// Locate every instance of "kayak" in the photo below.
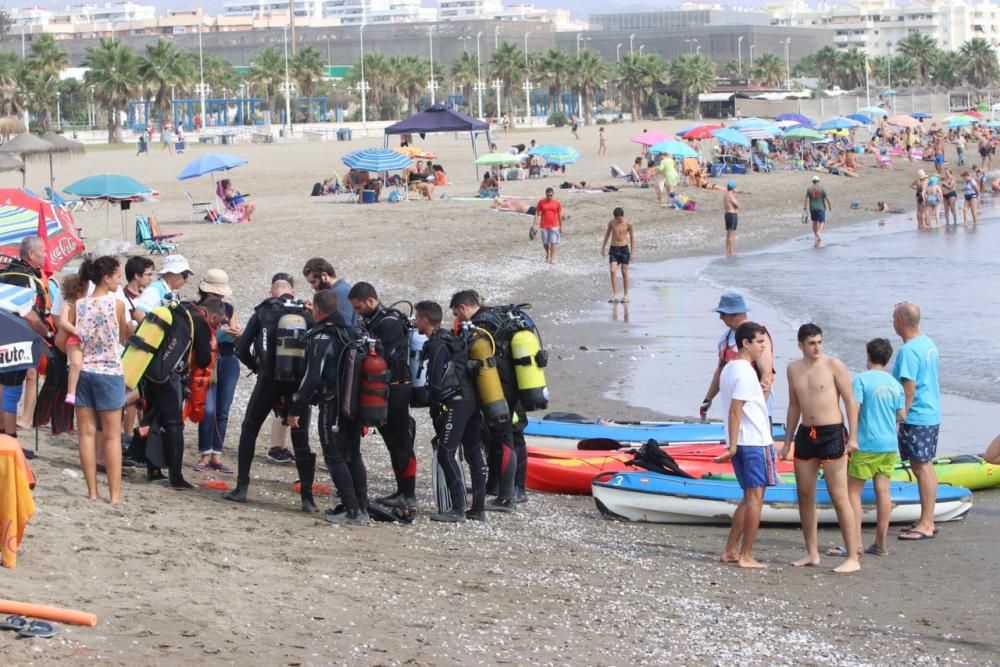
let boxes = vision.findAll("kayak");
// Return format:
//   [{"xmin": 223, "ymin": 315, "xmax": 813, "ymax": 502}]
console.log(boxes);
[
  {"xmin": 526, "ymin": 443, "xmax": 794, "ymax": 495},
  {"xmin": 525, "ymin": 416, "xmax": 786, "ymax": 447},
  {"xmin": 592, "ymin": 471, "xmax": 973, "ymax": 525},
  {"xmin": 703, "ymin": 455, "xmax": 1000, "ymax": 492}
]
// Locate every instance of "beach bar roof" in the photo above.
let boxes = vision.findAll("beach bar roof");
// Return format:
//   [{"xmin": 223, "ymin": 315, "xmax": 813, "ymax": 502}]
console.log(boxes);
[{"xmin": 383, "ymin": 105, "xmax": 492, "ymax": 176}]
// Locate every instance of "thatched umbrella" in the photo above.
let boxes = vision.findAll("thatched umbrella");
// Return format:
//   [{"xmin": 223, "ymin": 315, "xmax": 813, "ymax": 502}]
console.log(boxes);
[
  {"xmin": 0, "ymin": 154, "xmax": 24, "ymax": 174},
  {"xmin": 41, "ymin": 131, "xmax": 85, "ymax": 190},
  {"xmin": 0, "ymin": 116, "xmax": 27, "ymax": 141},
  {"xmin": 0, "ymin": 132, "xmax": 57, "ymax": 189}
]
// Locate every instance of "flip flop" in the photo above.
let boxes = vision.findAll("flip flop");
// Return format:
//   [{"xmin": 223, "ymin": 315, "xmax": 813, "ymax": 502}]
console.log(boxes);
[
  {"xmin": 865, "ymin": 544, "xmax": 889, "ymax": 556},
  {"xmin": 900, "ymin": 524, "xmax": 940, "ymax": 535},
  {"xmin": 898, "ymin": 530, "xmax": 935, "ymax": 541},
  {"xmin": 0, "ymin": 615, "xmax": 28, "ymax": 631},
  {"xmin": 528, "ymin": 228, "xmax": 537, "ymax": 241},
  {"xmin": 17, "ymin": 621, "xmax": 58, "ymax": 639},
  {"xmin": 825, "ymin": 546, "xmax": 849, "ymax": 557}
]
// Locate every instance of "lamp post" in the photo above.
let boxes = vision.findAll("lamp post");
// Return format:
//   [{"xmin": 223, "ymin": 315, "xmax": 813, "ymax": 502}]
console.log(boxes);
[
  {"xmin": 640, "ymin": 44, "xmax": 645, "ymax": 55},
  {"xmin": 476, "ymin": 31, "xmax": 484, "ymax": 118},
  {"xmin": 89, "ymin": 85, "xmax": 95, "ymax": 128},
  {"xmin": 198, "ymin": 21, "xmax": 206, "ymax": 129},
  {"xmin": 616, "ymin": 43, "xmax": 622, "ymax": 63},
  {"xmin": 887, "ymin": 43, "xmax": 893, "ymax": 89},
  {"xmin": 283, "ymin": 23, "xmax": 292, "ymax": 134},
  {"xmin": 493, "ymin": 78, "xmax": 503, "ymax": 118},
  {"xmin": 783, "ymin": 37, "xmax": 791, "ymax": 90},
  {"xmin": 576, "ymin": 33, "xmax": 590, "ymax": 123},
  {"xmin": 428, "ymin": 26, "xmax": 435, "ymax": 105},
  {"xmin": 495, "ymin": 25, "xmax": 500, "ymax": 49},
  {"xmin": 524, "ymin": 31, "xmax": 532, "ymax": 119},
  {"xmin": 458, "ymin": 35, "xmax": 470, "ymax": 53},
  {"xmin": 359, "ymin": 22, "xmax": 367, "ymax": 129},
  {"xmin": 20, "ymin": 24, "xmax": 28, "ymax": 130},
  {"xmin": 56, "ymin": 91, "xmax": 61, "ymax": 130},
  {"xmin": 629, "ymin": 33, "xmax": 635, "ymax": 55},
  {"xmin": 696, "ymin": 44, "xmax": 701, "ymax": 55},
  {"xmin": 737, "ymin": 35, "xmax": 743, "ymax": 76},
  {"xmin": 749, "ymin": 43, "xmax": 755, "ymax": 85}
]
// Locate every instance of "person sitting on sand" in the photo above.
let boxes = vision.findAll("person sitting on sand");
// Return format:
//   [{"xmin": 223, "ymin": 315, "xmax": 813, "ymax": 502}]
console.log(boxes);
[
  {"xmin": 432, "ymin": 165, "xmax": 448, "ymax": 186},
  {"xmin": 478, "ymin": 173, "xmax": 499, "ymax": 199}
]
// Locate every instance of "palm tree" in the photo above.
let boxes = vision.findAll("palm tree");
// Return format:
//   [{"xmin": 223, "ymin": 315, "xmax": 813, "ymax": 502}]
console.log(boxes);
[
  {"xmin": 537, "ymin": 48, "xmax": 572, "ymax": 114},
  {"xmin": 932, "ymin": 51, "xmax": 966, "ymax": 89},
  {"xmin": 449, "ymin": 51, "xmax": 478, "ymax": 114},
  {"xmin": 390, "ymin": 54, "xmax": 429, "ymax": 114},
  {"xmin": 488, "ymin": 41, "xmax": 524, "ymax": 116},
  {"xmin": 571, "ymin": 50, "xmax": 607, "ymax": 124},
  {"xmin": 890, "ymin": 55, "xmax": 919, "ymax": 87},
  {"xmin": 722, "ymin": 59, "xmax": 741, "ymax": 79},
  {"xmin": 202, "ymin": 53, "xmax": 240, "ymax": 95},
  {"xmin": 960, "ymin": 38, "xmax": 998, "ymax": 88},
  {"xmin": 83, "ymin": 38, "xmax": 141, "ymax": 142},
  {"xmin": 24, "ymin": 33, "xmax": 68, "ymax": 129},
  {"xmin": 813, "ymin": 46, "xmax": 840, "ymax": 84},
  {"xmin": 750, "ymin": 53, "xmax": 785, "ymax": 88},
  {"xmin": 27, "ymin": 34, "xmax": 68, "ymax": 77},
  {"xmin": 138, "ymin": 38, "xmax": 190, "ymax": 130},
  {"xmin": 669, "ymin": 53, "xmax": 715, "ymax": 117},
  {"xmin": 250, "ymin": 47, "xmax": 285, "ymax": 111},
  {"xmin": 293, "ymin": 45, "xmax": 326, "ymax": 121},
  {"xmin": 0, "ymin": 51, "xmax": 22, "ymax": 116},
  {"xmin": 345, "ymin": 52, "xmax": 390, "ymax": 118},
  {"xmin": 896, "ymin": 32, "xmax": 939, "ymax": 84},
  {"xmin": 616, "ymin": 53, "xmax": 665, "ymax": 120},
  {"xmin": 836, "ymin": 47, "xmax": 868, "ymax": 90}
]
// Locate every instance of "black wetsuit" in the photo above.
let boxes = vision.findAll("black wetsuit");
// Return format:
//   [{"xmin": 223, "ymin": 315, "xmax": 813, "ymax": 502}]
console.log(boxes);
[
  {"xmin": 143, "ymin": 302, "xmax": 213, "ymax": 487},
  {"xmin": 292, "ymin": 313, "xmax": 368, "ymax": 512},
  {"xmin": 232, "ymin": 295, "xmax": 315, "ymax": 499},
  {"xmin": 469, "ymin": 307, "xmax": 523, "ymax": 500},
  {"xmin": 0, "ymin": 260, "xmax": 51, "ymax": 391},
  {"xmin": 360, "ymin": 304, "xmax": 417, "ymax": 499},
  {"xmin": 424, "ymin": 329, "xmax": 487, "ymax": 513}
]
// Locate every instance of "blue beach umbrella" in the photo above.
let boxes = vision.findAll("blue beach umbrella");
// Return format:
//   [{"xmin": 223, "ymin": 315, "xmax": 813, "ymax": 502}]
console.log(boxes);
[
  {"xmin": 775, "ymin": 113, "xmax": 814, "ymax": 127},
  {"xmin": 711, "ymin": 128, "xmax": 751, "ymax": 147},
  {"xmin": 648, "ymin": 140, "xmax": 699, "ymax": 158},
  {"xmin": 880, "ymin": 88, "xmax": 897, "ymax": 97},
  {"xmin": 910, "ymin": 112, "xmax": 932, "ymax": 120},
  {"xmin": 985, "ymin": 120, "xmax": 1000, "ymax": 129},
  {"xmin": 526, "ymin": 144, "xmax": 580, "ymax": 166},
  {"xmin": 177, "ymin": 153, "xmax": 248, "ymax": 180},
  {"xmin": 818, "ymin": 116, "xmax": 862, "ymax": 131},
  {"xmin": 342, "ymin": 148, "xmax": 414, "ymax": 172},
  {"xmin": 846, "ymin": 113, "xmax": 875, "ymax": 125},
  {"xmin": 859, "ymin": 106, "xmax": 889, "ymax": 117},
  {"xmin": 677, "ymin": 122, "xmax": 706, "ymax": 135},
  {"xmin": 63, "ymin": 173, "xmax": 155, "ymax": 237},
  {"xmin": 0, "ymin": 309, "xmax": 45, "ymax": 374}
]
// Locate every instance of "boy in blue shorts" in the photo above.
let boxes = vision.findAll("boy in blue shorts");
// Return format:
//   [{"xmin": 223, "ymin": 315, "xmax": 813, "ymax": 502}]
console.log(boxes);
[
  {"xmin": 848, "ymin": 338, "xmax": 905, "ymax": 557},
  {"xmin": 713, "ymin": 322, "xmax": 775, "ymax": 569}
]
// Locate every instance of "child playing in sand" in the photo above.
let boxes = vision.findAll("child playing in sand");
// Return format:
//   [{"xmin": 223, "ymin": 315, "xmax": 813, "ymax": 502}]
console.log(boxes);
[{"xmin": 58, "ymin": 274, "xmax": 88, "ymax": 405}]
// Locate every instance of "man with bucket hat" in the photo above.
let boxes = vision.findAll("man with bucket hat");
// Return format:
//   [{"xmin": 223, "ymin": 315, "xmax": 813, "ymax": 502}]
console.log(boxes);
[
  {"xmin": 133, "ymin": 255, "xmax": 193, "ymax": 314},
  {"xmin": 701, "ymin": 292, "xmax": 774, "ymax": 423}
]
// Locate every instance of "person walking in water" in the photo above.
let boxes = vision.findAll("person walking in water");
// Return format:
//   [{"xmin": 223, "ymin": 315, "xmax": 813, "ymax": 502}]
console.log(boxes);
[
  {"xmin": 804, "ymin": 176, "xmax": 831, "ymax": 248},
  {"xmin": 724, "ymin": 180, "xmax": 740, "ymax": 257},
  {"xmin": 600, "ymin": 207, "xmax": 635, "ymax": 303}
]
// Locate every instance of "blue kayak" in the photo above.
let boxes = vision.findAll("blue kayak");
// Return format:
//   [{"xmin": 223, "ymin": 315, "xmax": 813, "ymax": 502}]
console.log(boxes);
[
  {"xmin": 592, "ymin": 471, "xmax": 973, "ymax": 525},
  {"xmin": 525, "ymin": 416, "xmax": 786, "ymax": 445}
]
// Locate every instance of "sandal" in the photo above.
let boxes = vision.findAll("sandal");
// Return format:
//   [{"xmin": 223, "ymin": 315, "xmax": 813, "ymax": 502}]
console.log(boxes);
[
  {"xmin": 17, "ymin": 621, "xmax": 58, "ymax": 639},
  {"xmin": 0, "ymin": 615, "xmax": 28, "ymax": 631}
]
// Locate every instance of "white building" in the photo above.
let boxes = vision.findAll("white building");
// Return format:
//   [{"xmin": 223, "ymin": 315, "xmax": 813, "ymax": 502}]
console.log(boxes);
[
  {"xmin": 57, "ymin": 2, "xmax": 156, "ymax": 24},
  {"xmin": 769, "ymin": 0, "xmax": 1000, "ymax": 55},
  {"xmin": 221, "ymin": 0, "xmax": 324, "ymax": 18},
  {"xmin": 9, "ymin": 7, "xmax": 55, "ymax": 27},
  {"xmin": 222, "ymin": 0, "xmax": 427, "ymax": 23},
  {"xmin": 437, "ymin": 0, "xmax": 504, "ymax": 21}
]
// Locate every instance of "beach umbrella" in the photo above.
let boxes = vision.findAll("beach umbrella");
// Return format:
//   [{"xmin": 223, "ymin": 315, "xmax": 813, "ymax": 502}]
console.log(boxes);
[
  {"xmin": 0, "ymin": 154, "xmax": 24, "ymax": 174},
  {"xmin": 775, "ymin": 112, "xmax": 814, "ymax": 127},
  {"xmin": 730, "ymin": 117, "xmax": 770, "ymax": 128},
  {"xmin": 880, "ymin": 89, "xmax": 897, "ymax": 97},
  {"xmin": 474, "ymin": 152, "xmax": 524, "ymax": 166},
  {"xmin": 0, "ymin": 188, "xmax": 84, "ymax": 271},
  {"xmin": 396, "ymin": 146, "xmax": 437, "ymax": 160},
  {"xmin": 630, "ymin": 130, "xmax": 673, "ymax": 147},
  {"xmin": 711, "ymin": 128, "xmax": 751, "ymax": 147},
  {"xmin": 887, "ymin": 114, "xmax": 921, "ymax": 128},
  {"xmin": 910, "ymin": 113, "xmax": 932, "ymax": 120},
  {"xmin": 682, "ymin": 124, "xmax": 722, "ymax": 140},
  {"xmin": 965, "ymin": 110, "xmax": 985, "ymax": 119},
  {"xmin": 0, "ymin": 133, "xmax": 56, "ymax": 188},
  {"xmin": 63, "ymin": 173, "xmax": 156, "ymax": 238},
  {"xmin": 0, "ymin": 283, "xmax": 37, "ymax": 317},
  {"xmin": 648, "ymin": 140, "xmax": 699, "ymax": 158},
  {"xmin": 735, "ymin": 124, "xmax": 782, "ymax": 139},
  {"xmin": 774, "ymin": 120, "xmax": 803, "ymax": 129},
  {"xmin": 178, "ymin": 153, "xmax": 249, "ymax": 212},
  {"xmin": 677, "ymin": 122, "xmax": 707, "ymax": 135},
  {"xmin": 859, "ymin": 106, "xmax": 889, "ymax": 117},
  {"xmin": 948, "ymin": 117, "xmax": 978, "ymax": 129},
  {"xmin": 818, "ymin": 116, "xmax": 862, "ymax": 131},
  {"xmin": 0, "ymin": 309, "xmax": 45, "ymax": 374},
  {"xmin": 846, "ymin": 113, "xmax": 875, "ymax": 125},
  {"xmin": 342, "ymin": 148, "xmax": 414, "ymax": 172},
  {"xmin": 784, "ymin": 127, "xmax": 824, "ymax": 140},
  {"xmin": 0, "ymin": 116, "xmax": 26, "ymax": 140},
  {"xmin": 526, "ymin": 145, "xmax": 580, "ymax": 166},
  {"xmin": 985, "ymin": 120, "xmax": 1000, "ymax": 129}
]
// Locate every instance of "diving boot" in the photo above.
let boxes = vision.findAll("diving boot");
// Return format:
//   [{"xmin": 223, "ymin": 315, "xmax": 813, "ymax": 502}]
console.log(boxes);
[
  {"xmin": 465, "ymin": 508, "xmax": 488, "ymax": 522},
  {"xmin": 485, "ymin": 497, "xmax": 516, "ymax": 513},
  {"xmin": 324, "ymin": 508, "xmax": 370, "ymax": 526},
  {"xmin": 430, "ymin": 509, "xmax": 466, "ymax": 523},
  {"xmin": 167, "ymin": 437, "xmax": 193, "ymax": 489},
  {"xmin": 379, "ymin": 491, "xmax": 417, "ymax": 511},
  {"xmin": 146, "ymin": 466, "xmax": 166, "ymax": 483},
  {"xmin": 516, "ymin": 488, "xmax": 529, "ymax": 504},
  {"xmin": 223, "ymin": 483, "xmax": 248, "ymax": 503},
  {"xmin": 296, "ymin": 453, "xmax": 318, "ymax": 513}
]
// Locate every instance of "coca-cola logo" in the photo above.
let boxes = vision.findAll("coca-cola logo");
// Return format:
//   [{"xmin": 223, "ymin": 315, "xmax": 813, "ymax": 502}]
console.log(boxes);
[{"xmin": 49, "ymin": 236, "xmax": 82, "ymax": 264}]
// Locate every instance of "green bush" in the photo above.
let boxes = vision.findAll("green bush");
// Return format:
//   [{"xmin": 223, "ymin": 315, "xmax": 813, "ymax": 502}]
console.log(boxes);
[
  {"xmin": 596, "ymin": 118, "xmax": 608, "ymax": 125},
  {"xmin": 547, "ymin": 112, "xmax": 568, "ymax": 127}
]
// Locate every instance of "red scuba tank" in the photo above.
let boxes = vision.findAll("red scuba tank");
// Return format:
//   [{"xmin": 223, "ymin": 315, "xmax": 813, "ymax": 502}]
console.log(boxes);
[{"xmin": 358, "ymin": 345, "xmax": 389, "ymax": 427}]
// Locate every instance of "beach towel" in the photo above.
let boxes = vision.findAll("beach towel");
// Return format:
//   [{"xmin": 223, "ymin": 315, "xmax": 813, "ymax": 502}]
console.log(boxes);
[{"xmin": 0, "ymin": 435, "xmax": 36, "ymax": 569}]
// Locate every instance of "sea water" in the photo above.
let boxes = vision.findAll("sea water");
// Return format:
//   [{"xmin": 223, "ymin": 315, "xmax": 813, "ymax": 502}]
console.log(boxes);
[{"xmin": 599, "ymin": 211, "xmax": 999, "ymax": 455}]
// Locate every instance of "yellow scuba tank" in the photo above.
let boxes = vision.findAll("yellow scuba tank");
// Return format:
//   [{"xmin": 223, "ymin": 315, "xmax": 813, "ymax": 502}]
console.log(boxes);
[
  {"xmin": 510, "ymin": 328, "xmax": 549, "ymax": 410},
  {"xmin": 466, "ymin": 327, "xmax": 509, "ymax": 424},
  {"xmin": 274, "ymin": 312, "xmax": 308, "ymax": 383},
  {"xmin": 121, "ymin": 306, "xmax": 173, "ymax": 390}
]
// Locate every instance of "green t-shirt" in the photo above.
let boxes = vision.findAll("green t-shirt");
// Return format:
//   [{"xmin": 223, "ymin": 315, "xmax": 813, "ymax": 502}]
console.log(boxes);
[{"xmin": 806, "ymin": 185, "xmax": 827, "ymax": 210}]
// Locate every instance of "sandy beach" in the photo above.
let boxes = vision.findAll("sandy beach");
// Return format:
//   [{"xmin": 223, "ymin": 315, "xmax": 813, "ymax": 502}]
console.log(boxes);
[{"xmin": 2, "ymin": 121, "xmax": 998, "ymax": 664}]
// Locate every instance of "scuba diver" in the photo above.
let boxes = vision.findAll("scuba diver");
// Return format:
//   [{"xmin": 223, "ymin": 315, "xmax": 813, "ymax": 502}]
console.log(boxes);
[
  {"xmin": 415, "ymin": 301, "xmax": 487, "ymax": 522},
  {"xmin": 223, "ymin": 273, "xmax": 317, "ymax": 511},
  {"xmin": 347, "ymin": 282, "xmax": 417, "ymax": 510},
  {"xmin": 289, "ymin": 289, "xmax": 370, "ymax": 526}
]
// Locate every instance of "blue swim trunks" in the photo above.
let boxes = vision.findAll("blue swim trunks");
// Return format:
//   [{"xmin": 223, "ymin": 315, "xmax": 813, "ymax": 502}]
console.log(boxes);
[
  {"xmin": 934, "ymin": 153, "xmax": 944, "ymax": 165},
  {"xmin": 732, "ymin": 445, "xmax": 778, "ymax": 489},
  {"xmin": 898, "ymin": 423, "xmax": 940, "ymax": 463}
]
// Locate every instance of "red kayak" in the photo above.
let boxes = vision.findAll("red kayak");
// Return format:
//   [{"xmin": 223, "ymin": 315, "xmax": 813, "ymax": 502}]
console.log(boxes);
[{"xmin": 526, "ymin": 443, "xmax": 793, "ymax": 495}]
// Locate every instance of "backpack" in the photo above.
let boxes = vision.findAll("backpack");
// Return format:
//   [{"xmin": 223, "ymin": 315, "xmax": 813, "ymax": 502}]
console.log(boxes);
[
  {"xmin": 628, "ymin": 440, "xmax": 695, "ymax": 479},
  {"xmin": 426, "ymin": 330, "xmax": 472, "ymax": 405},
  {"xmin": 144, "ymin": 300, "xmax": 194, "ymax": 384},
  {"xmin": 378, "ymin": 301, "xmax": 419, "ymax": 383}
]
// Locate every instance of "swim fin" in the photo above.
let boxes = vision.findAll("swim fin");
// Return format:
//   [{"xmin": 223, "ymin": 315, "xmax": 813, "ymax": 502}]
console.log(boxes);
[
  {"xmin": 431, "ymin": 437, "xmax": 451, "ymax": 513},
  {"xmin": 33, "ymin": 350, "xmax": 74, "ymax": 435}
]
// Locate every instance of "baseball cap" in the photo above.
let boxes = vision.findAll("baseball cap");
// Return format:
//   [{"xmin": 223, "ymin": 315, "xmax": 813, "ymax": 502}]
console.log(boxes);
[
  {"xmin": 159, "ymin": 254, "xmax": 191, "ymax": 276},
  {"xmin": 726, "ymin": 180, "xmax": 736, "ymax": 190},
  {"xmin": 811, "ymin": 175, "xmax": 820, "ymax": 182}
]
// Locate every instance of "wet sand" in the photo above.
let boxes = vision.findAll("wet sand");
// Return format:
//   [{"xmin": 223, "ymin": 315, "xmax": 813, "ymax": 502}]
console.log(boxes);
[{"xmin": 2, "ymin": 122, "xmax": 997, "ymax": 664}]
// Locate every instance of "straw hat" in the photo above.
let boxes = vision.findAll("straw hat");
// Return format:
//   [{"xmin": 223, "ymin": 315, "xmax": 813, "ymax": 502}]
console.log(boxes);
[{"xmin": 198, "ymin": 268, "xmax": 231, "ymax": 296}]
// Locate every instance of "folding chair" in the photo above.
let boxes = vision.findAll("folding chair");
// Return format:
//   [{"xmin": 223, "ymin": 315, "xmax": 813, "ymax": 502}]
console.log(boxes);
[
  {"xmin": 147, "ymin": 214, "xmax": 183, "ymax": 242},
  {"xmin": 45, "ymin": 187, "xmax": 88, "ymax": 213},
  {"xmin": 611, "ymin": 164, "xmax": 641, "ymax": 188},
  {"xmin": 185, "ymin": 192, "xmax": 214, "ymax": 223},
  {"xmin": 135, "ymin": 216, "xmax": 176, "ymax": 255}
]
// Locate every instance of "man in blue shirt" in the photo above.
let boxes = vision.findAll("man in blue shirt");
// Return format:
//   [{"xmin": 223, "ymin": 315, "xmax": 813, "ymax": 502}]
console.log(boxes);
[
  {"xmin": 892, "ymin": 302, "xmax": 941, "ymax": 541},
  {"xmin": 301, "ymin": 257, "xmax": 357, "ymax": 327},
  {"xmin": 849, "ymin": 338, "xmax": 905, "ymax": 556}
]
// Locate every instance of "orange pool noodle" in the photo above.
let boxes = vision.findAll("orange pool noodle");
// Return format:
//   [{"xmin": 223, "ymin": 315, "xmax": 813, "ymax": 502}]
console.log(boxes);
[{"xmin": 0, "ymin": 599, "xmax": 97, "ymax": 627}]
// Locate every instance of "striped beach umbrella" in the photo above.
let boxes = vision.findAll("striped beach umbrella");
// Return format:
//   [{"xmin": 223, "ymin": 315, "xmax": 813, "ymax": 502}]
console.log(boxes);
[
  {"xmin": 0, "ymin": 188, "xmax": 83, "ymax": 271},
  {"xmin": 342, "ymin": 148, "xmax": 414, "ymax": 172}
]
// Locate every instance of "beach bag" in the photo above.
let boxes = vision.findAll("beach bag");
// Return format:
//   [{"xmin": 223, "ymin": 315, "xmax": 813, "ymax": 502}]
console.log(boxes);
[
  {"xmin": 683, "ymin": 200, "xmax": 697, "ymax": 212},
  {"xmin": 387, "ymin": 190, "xmax": 403, "ymax": 203},
  {"xmin": 205, "ymin": 210, "xmax": 220, "ymax": 223},
  {"xmin": 310, "ymin": 182, "xmax": 323, "ymax": 196}
]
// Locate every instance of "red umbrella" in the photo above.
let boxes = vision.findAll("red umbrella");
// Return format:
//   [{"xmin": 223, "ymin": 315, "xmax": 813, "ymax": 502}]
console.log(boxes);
[
  {"xmin": 682, "ymin": 125, "xmax": 723, "ymax": 140},
  {"xmin": 0, "ymin": 188, "xmax": 83, "ymax": 271},
  {"xmin": 965, "ymin": 110, "xmax": 984, "ymax": 118}
]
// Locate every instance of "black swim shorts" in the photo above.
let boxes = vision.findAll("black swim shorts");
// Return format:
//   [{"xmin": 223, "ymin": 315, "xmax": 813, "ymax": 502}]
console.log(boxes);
[
  {"xmin": 809, "ymin": 209, "xmax": 826, "ymax": 223},
  {"xmin": 724, "ymin": 212, "xmax": 739, "ymax": 231},
  {"xmin": 794, "ymin": 424, "xmax": 847, "ymax": 460},
  {"xmin": 608, "ymin": 245, "xmax": 631, "ymax": 265}
]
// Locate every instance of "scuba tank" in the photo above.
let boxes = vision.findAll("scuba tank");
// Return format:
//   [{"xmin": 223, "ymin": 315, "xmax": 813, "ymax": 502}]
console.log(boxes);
[
  {"xmin": 275, "ymin": 310, "xmax": 308, "ymax": 382},
  {"xmin": 121, "ymin": 305, "xmax": 173, "ymax": 390},
  {"xmin": 510, "ymin": 328, "xmax": 549, "ymax": 411},
  {"xmin": 408, "ymin": 328, "xmax": 429, "ymax": 407},
  {"xmin": 358, "ymin": 340, "xmax": 390, "ymax": 427},
  {"xmin": 464, "ymin": 324, "xmax": 509, "ymax": 424}
]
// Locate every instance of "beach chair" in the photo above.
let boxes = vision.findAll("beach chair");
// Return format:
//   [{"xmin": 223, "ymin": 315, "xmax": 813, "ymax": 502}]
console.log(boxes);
[
  {"xmin": 185, "ymin": 192, "xmax": 214, "ymax": 223},
  {"xmin": 751, "ymin": 154, "xmax": 774, "ymax": 173},
  {"xmin": 44, "ymin": 187, "xmax": 87, "ymax": 213},
  {"xmin": 147, "ymin": 214, "xmax": 183, "ymax": 242},
  {"xmin": 135, "ymin": 216, "xmax": 176, "ymax": 255}
]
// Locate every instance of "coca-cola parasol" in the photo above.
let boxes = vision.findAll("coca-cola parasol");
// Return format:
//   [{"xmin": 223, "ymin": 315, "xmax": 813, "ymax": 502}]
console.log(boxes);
[{"xmin": 0, "ymin": 188, "xmax": 84, "ymax": 271}]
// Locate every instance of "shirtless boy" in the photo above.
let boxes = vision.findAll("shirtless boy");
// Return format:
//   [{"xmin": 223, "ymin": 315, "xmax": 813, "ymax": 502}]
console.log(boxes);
[
  {"xmin": 723, "ymin": 180, "xmax": 740, "ymax": 257},
  {"xmin": 780, "ymin": 323, "xmax": 861, "ymax": 574},
  {"xmin": 600, "ymin": 207, "xmax": 635, "ymax": 303}
]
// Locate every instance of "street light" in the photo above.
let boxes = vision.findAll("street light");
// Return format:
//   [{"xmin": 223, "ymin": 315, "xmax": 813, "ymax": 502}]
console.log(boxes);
[
  {"xmin": 524, "ymin": 31, "xmax": 532, "ymax": 119},
  {"xmin": 629, "ymin": 33, "xmax": 635, "ymax": 55},
  {"xmin": 695, "ymin": 44, "xmax": 701, "ymax": 55},
  {"xmin": 458, "ymin": 35, "xmax": 471, "ymax": 53},
  {"xmin": 783, "ymin": 37, "xmax": 791, "ymax": 90},
  {"xmin": 616, "ymin": 43, "xmax": 622, "ymax": 63},
  {"xmin": 495, "ymin": 25, "xmax": 501, "ymax": 49},
  {"xmin": 749, "ymin": 43, "xmax": 756, "ymax": 85},
  {"xmin": 359, "ymin": 22, "xmax": 368, "ymax": 128},
  {"xmin": 887, "ymin": 42, "xmax": 893, "ymax": 88},
  {"xmin": 576, "ymin": 33, "xmax": 590, "ymax": 123},
  {"xmin": 283, "ymin": 23, "xmax": 292, "ymax": 134},
  {"xmin": 640, "ymin": 44, "xmax": 645, "ymax": 55},
  {"xmin": 476, "ymin": 31, "xmax": 484, "ymax": 118},
  {"xmin": 737, "ymin": 35, "xmax": 744, "ymax": 77},
  {"xmin": 493, "ymin": 78, "xmax": 503, "ymax": 118},
  {"xmin": 56, "ymin": 91, "xmax": 61, "ymax": 131},
  {"xmin": 428, "ymin": 26, "xmax": 435, "ymax": 105},
  {"xmin": 198, "ymin": 20, "xmax": 206, "ymax": 129}
]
